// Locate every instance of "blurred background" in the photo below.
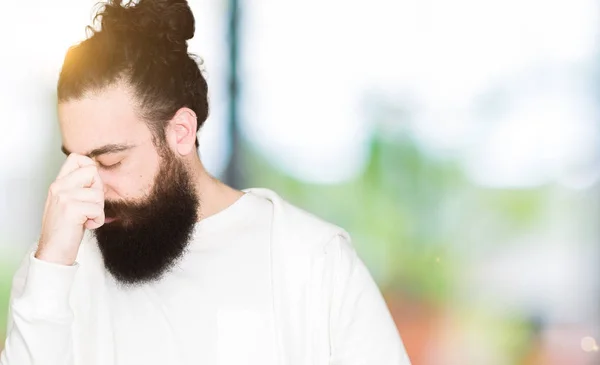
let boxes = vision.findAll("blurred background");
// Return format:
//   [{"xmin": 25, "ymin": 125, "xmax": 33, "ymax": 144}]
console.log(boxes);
[{"xmin": 1, "ymin": 0, "xmax": 600, "ymax": 364}]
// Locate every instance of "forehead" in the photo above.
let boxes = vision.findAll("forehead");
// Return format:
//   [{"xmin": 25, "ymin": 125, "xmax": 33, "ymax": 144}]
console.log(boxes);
[{"xmin": 58, "ymin": 84, "xmax": 149, "ymax": 155}]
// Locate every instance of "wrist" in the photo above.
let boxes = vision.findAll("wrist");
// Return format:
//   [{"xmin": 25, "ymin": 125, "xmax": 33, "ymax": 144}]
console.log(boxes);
[{"xmin": 35, "ymin": 245, "xmax": 77, "ymax": 266}]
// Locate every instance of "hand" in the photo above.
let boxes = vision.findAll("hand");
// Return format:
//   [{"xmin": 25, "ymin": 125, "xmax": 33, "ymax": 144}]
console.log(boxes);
[{"xmin": 35, "ymin": 153, "xmax": 105, "ymax": 265}]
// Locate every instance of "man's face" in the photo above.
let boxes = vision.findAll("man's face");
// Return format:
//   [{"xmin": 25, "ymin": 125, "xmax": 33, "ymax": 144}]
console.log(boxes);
[
  {"xmin": 58, "ymin": 84, "xmax": 161, "ymax": 204},
  {"xmin": 58, "ymin": 83, "xmax": 200, "ymax": 285}
]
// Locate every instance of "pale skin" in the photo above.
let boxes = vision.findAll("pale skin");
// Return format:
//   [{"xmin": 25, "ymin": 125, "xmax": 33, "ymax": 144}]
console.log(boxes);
[{"xmin": 36, "ymin": 81, "xmax": 244, "ymax": 266}]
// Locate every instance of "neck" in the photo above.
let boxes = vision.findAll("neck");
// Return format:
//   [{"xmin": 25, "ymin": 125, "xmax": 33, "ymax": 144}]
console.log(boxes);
[{"xmin": 187, "ymin": 154, "xmax": 245, "ymax": 222}]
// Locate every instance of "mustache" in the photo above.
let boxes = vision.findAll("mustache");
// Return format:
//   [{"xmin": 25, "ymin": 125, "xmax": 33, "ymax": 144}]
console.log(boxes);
[{"xmin": 104, "ymin": 199, "xmax": 148, "ymax": 220}]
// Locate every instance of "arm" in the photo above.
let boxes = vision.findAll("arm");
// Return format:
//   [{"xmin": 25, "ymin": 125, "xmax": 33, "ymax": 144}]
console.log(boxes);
[
  {"xmin": 0, "ymin": 248, "xmax": 78, "ymax": 365},
  {"xmin": 2, "ymin": 153, "xmax": 104, "ymax": 365},
  {"xmin": 328, "ymin": 234, "xmax": 411, "ymax": 365}
]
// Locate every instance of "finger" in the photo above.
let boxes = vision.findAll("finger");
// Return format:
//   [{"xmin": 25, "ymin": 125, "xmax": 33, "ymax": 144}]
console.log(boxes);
[
  {"xmin": 65, "ymin": 188, "xmax": 105, "ymax": 206},
  {"xmin": 67, "ymin": 201, "xmax": 105, "ymax": 226},
  {"xmin": 85, "ymin": 218, "xmax": 103, "ymax": 230},
  {"xmin": 56, "ymin": 165, "xmax": 104, "ymax": 191},
  {"xmin": 57, "ymin": 153, "xmax": 96, "ymax": 179}
]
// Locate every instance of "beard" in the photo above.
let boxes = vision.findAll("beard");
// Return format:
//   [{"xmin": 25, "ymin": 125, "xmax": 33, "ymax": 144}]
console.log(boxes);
[{"xmin": 92, "ymin": 149, "xmax": 199, "ymax": 286}]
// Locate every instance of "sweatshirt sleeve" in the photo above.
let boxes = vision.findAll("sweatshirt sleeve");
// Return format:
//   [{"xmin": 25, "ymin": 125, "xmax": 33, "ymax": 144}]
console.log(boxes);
[
  {"xmin": 327, "ymin": 234, "xmax": 412, "ymax": 365},
  {"xmin": 0, "ymin": 248, "xmax": 78, "ymax": 365}
]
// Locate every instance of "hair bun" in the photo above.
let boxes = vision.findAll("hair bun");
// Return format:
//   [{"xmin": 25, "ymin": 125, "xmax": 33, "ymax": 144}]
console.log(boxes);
[{"xmin": 99, "ymin": 0, "xmax": 195, "ymax": 45}]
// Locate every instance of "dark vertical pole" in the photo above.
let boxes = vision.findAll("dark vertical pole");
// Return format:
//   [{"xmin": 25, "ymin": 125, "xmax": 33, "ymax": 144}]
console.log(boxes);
[{"xmin": 224, "ymin": 0, "xmax": 243, "ymax": 189}]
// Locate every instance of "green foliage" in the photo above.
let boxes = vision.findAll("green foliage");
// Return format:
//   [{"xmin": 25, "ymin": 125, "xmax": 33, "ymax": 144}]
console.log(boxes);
[
  {"xmin": 0, "ymin": 250, "xmax": 19, "ymax": 348},
  {"xmin": 242, "ymin": 125, "xmax": 548, "ymax": 306}
]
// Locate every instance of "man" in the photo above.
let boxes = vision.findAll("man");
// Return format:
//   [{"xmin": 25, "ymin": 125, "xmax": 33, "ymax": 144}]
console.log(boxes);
[{"xmin": 0, "ymin": 0, "xmax": 411, "ymax": 364}]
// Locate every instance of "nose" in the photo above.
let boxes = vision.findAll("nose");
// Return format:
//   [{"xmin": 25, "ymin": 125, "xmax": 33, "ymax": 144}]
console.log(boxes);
[{"xmin": 96, "ymin": 168, "xmax": 110, "ymax": 193}]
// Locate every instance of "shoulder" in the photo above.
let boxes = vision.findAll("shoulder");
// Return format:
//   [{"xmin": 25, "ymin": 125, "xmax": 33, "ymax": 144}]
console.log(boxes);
[{"xmin": 244, "ymin": 188, "xmax": 352, "ymax": 258}]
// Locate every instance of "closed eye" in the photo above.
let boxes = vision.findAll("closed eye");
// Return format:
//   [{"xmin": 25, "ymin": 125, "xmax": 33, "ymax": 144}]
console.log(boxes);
[{"xmin": 98, "ymin": 161, "xmax": 122, "ymax": 170}]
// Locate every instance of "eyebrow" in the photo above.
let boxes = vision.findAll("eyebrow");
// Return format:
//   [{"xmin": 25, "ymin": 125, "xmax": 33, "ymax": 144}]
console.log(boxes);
[{"xmin": 61, "ymin": 143, "xmax": 134, "ymax": 158}]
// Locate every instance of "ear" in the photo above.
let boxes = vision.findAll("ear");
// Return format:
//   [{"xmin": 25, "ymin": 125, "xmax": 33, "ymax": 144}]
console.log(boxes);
[{"xmin": 165, "ymin": 107, "xmax": 198, "ymax": 156}]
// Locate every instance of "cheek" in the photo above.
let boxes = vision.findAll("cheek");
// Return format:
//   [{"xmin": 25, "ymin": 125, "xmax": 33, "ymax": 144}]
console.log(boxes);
[{"xmin": 100, "ymin": 168, "xmax": 156, "ymax": 201}]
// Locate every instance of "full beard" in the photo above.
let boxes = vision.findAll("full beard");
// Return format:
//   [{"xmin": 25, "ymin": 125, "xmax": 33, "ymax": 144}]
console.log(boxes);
[{"xmin": 93, "ymin": 149, "xmax": 199, "ymax": 286}]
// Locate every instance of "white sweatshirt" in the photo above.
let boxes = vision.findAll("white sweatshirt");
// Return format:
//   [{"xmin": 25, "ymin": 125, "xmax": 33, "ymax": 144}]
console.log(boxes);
[{"xmin": 1, "ymin": 188, "xmax": 411, "ymax": 365}]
